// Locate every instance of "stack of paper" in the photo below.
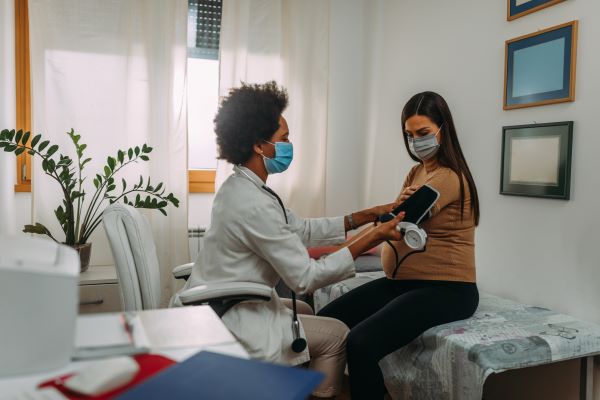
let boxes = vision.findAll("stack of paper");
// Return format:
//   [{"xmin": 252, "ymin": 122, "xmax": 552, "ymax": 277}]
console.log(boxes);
[{"xmin": 73, "ymin": 314, "xmax": 149, "ymax": 360}]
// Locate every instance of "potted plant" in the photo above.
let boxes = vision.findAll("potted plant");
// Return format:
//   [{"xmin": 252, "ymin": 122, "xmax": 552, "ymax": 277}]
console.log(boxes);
[{"xmin": 0, "ymin": 128, "xmax": 179, "ymax": 271}]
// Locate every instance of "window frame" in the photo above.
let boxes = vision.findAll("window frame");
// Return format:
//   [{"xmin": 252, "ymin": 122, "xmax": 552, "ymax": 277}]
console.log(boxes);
[{"xmin": 14, "ymin": 0, "xmax": 31, "ymax": 192}]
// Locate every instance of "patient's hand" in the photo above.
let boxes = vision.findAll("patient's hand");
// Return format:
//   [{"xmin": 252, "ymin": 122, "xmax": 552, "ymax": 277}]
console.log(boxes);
[{"xmin": 399, "ymin": 185, "xmax": 421, "ymax": 202}]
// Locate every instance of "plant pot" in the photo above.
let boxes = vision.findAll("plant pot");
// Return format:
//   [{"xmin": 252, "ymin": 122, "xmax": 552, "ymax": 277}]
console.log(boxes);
[{"xmin": 71, "ymin": 243, "xmax": 92, "ymax": 273}]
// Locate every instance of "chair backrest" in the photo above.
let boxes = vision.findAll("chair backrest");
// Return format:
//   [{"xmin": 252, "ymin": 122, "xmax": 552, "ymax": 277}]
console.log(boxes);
[{"xmin": 103, "ymin": 203, "xmax": 162, "ymax": 310}]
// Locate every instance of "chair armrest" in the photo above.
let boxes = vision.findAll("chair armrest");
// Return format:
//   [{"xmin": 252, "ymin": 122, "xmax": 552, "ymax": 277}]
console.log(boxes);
[
  {"xmin": 179, "ymin": 281, "xmax": 272, "ymax": 306},
  {"xmin": 173, "ymin": 262, "xmax": 194, "ymax": 280}
]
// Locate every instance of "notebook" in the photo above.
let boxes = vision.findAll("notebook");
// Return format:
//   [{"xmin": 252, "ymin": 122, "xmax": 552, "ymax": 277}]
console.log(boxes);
[
  {"xmin": 116, "ymin": 351, "xmax": 325, "ymax": 400},
  {"xmin": 73, "ymin": 313, "xmax": 149, "ymax": 360}
]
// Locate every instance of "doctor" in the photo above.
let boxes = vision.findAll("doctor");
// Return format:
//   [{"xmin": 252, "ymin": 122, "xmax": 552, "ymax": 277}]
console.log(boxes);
[{"xmin": 176, "ymin": 81, "xmax": 404, "ymax": 398}]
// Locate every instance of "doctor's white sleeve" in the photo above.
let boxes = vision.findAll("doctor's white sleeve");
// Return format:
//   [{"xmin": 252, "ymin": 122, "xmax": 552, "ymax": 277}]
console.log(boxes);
[
  {"xmin": 242, "ymin": 203, "xmax": 355, "ymax": 294},
  {"xmin": 284, "ymin": 208, "xmax": 346, "ymax": 247}
]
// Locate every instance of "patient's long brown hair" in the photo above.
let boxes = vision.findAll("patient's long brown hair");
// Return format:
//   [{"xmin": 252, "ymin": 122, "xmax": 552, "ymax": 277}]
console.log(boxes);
[{"xmin": 401, "ymin": 91, "xmax": 480, "ymax": 225}]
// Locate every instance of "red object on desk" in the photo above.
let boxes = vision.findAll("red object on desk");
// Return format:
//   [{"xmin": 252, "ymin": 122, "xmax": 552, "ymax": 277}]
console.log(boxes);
[{"xmin": 37, "ymin": 354, "xmax": 176, "ymax": 399}]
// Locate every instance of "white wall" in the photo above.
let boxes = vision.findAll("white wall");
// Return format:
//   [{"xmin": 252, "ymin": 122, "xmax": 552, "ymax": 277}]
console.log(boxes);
[
  {"xmin": 188, "ymin": 192, "xmax": 214, "ymax": 228},
  {"xmin": 360, "ymin": 0, "xmax": 600, "ymax": 323}
]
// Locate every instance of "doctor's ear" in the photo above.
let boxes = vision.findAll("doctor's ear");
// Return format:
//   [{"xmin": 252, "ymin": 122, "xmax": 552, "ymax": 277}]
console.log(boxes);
[{"xmin": 253, "ymin": 143, "xmax": 264, "ymax": 155}]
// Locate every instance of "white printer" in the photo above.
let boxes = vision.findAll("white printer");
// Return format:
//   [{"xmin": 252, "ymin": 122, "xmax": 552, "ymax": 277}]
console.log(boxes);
[{"xmin": 0, "ymin": 236, "xmax": 79, "ymax": 377}]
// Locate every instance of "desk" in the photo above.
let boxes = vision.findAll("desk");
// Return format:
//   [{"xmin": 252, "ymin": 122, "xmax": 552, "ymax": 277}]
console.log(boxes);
[
  {"xmin": 78, "ymin": 265, "xmax": 122, "ymax": 314},
  {"xmin": 0, "ymin": 306, "xmax": 248, "ymax": 396}
]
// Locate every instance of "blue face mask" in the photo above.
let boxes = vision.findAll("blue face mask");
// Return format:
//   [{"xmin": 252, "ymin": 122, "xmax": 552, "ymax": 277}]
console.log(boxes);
[{"xmin": 262, "ymin": 141, "xmax": 294, "ymax": 174}]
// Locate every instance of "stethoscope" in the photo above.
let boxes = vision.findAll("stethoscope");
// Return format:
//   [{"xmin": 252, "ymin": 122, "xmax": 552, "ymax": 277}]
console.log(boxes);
[{"xmin": 237, "ymin": 167, "xmax": 307, "ymax": 353}]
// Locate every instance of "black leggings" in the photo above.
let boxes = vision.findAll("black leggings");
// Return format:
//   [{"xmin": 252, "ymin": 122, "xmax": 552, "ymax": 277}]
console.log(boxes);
[{"xmin": 317, "ymin": 278, "xmax": 479, "ymax": 400}]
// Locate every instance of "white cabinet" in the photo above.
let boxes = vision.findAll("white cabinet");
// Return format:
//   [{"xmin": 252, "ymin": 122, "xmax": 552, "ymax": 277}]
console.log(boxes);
[{"xmin": 78, "ymin": 265, "xmax": 122, "ymax": 314}]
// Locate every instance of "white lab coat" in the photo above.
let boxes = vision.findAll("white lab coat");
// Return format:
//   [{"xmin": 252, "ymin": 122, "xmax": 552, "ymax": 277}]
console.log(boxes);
[{"xmin": 173, "ymin": 166, "xmax": 355, "ymax": 365}]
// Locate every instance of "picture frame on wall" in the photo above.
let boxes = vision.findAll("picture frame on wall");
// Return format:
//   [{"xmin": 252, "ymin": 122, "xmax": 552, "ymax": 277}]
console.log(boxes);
[
  {"xmin": 504, "ymin": 20, "xmax": 578, "ymax": 110},
  {"xmin": 507, "ymin": 0, "xmax": 566, "ymax": 21},
  {"xmin": 500, "ymin": 121, "xmax": 573, "ymax": 200}
]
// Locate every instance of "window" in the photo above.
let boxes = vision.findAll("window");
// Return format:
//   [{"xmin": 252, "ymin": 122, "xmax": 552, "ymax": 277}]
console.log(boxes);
[
  {"xmin": 187, "ymin": 0, "xmax": 222, "ymax": 193},
  {"xmin": 14, "ymin": 0, "xmax": 31, "ymax": 192},
  {"xmin": 13, "ymin": 0, "xmax": 220, "ymax": 194}
]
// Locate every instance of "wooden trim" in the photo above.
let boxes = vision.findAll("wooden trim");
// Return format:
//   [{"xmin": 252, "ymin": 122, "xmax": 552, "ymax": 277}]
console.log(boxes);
[
  {"xmin": 14, "ymin": 0, "xmax": 31, "ymax": 192},
  {"xmin": 503, "ymin": 20, "xmax": 578, "ymax": 110},
  {"xmin": 189, "ymin": 169, "xmax": 216, "ymax": 193},
  {"xmin": 507, "ymin": 0, "xmax": 566, "ymax": 21}
]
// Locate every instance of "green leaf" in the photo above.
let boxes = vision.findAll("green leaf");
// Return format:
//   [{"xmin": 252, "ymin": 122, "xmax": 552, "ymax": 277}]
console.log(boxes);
[
  {"xmin": 107, "ymin": 184, "xmax": 116, "ymax": 192},
  {"xmin": 81, "ymin": 158, "xmax": 92, "ymax": 168},
  {"xmin": 145, "ymin": 146, "xmax": 153, "ymax": 153},
  {"xmin": 96, "ymin": 174, "xmax": 103, "ymax": 183},
  {"xmin": 93, "ymin": 178, "xmax": 99, "ymax": 188},
  {"xmin": 30, "ymin": 134, "xmax": 41, "ymax": 148},
  {"xmin": 138, "ymin": 175, "xmax": 143, "ymax": 188},
  {"xmin": 0, "ymin": 142, "xmax": 8, "ymax": 148},
  {"xmin": 28, "ymin": 150, "xmax": 35, "ymax": 155},
  {"xmin": 38, "ymin": 140, "xmax": 49, "ymax": 151},
  {"xmin": 140, "ymin": 155, "xmax": 149, "ymax": 161},
  {"xmin": 0, "ymin": 129, "xmax": 8, "ymax": 138},
  {"xmin": 159, "ymin": 208, "xmax": 167, "ymax": 216},
  {"xmin": 15, "ymin": 130, "xmax": 23, "ymax": 144},
  {"xmin": 42, "ymin": 159, "xmax": 49, "ymax": 172},
  {"xmin": 4, "ymin": 144, "xmax": 17, "ymax": 152},
  {"xmin": 21, "ymin": 131, "xmax": 30, "ymax": 144},
  {"xmin": 79, "ymin": 143, "xmax": 87, "ymax": 153},
  {"xmin": 22, "ymin": 222, "xmax": 56, "ymax": 241},
  {"xmin": 128, "ymin": 148, "xmax": 133, "ymax": 160},
  {"xmin": 134, "ymin": 146, "xmax": 140, "ymax": 156},
  {"xmin": 121, "ymin": 178, "xmax": 126, "ymax": 191},
  {"xmin": 107, "ymin": 156, "xmax": 116, "ymax": 171},
  {"xmin": 118, "ymin": 150, "xmax": 124, "ymax": 164},
  {"xmin": 47, "ymin": 159, "xmax": 56, "ymax": 173},
  {"xmin": 104, "ymin": 166, "xmax": 111, "ymax": 177},
  {"xmin": 155, "ymin": 182, "xmax": 163, "ymax": 192},
  {"xmin": 46, "ymin": 144, "xmax": 59, "ymax": 157},
  {"xmin": 14, "ymin": 147, "xmax": 25, "ymax": 156},
  {"xmin": 124, "ymin": 195, "xmax": 128, "ymax": 204},
  {"xmin": 8, "ymin": 130, "xmax": 15, "ymax": 141}
]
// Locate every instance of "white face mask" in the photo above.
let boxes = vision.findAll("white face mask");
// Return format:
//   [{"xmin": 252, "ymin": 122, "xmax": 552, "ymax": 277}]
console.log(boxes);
[{"xmin": 407, "ymin": 125, "xmax": 442, "ymax": 160}]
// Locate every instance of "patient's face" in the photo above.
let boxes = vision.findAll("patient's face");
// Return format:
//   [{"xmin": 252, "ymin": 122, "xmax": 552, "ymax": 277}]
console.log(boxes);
[{"xmin": 404, "ymin": 115, "xmax": 441, "ymax": 139}]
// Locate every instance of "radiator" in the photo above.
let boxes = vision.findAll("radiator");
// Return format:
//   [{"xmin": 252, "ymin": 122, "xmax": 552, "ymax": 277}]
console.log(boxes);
[{"xmin": 188, "ymin": 226, "xmax": 206, "ymax": 262}]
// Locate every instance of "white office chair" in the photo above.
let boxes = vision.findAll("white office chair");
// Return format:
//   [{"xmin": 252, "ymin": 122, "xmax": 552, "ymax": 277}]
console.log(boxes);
[{"xmin": 102, "ymin": 203, "xmax": 271, "ymax": 315}]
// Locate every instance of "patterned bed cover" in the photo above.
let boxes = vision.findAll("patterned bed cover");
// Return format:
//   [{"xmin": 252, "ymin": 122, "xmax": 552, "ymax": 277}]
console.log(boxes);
[{"xmin": 314, "ymin": 273, "xmax": 600, "ymax": 400}]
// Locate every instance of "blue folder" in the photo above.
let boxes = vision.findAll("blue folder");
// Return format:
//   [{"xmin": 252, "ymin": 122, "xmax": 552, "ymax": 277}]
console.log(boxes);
[{"xmin": 116, "ymin": 351, "xmax": 325, "ymax": 400}]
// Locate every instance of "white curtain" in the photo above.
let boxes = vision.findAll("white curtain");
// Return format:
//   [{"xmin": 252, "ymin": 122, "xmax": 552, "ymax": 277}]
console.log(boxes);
[
  {"xmin": 29, "ymin": 0, "xmax": 189, "ymax": 305},
  {"xmin": 217, "ymin": 0, "xmax": 330, "ymax": 217},
  {"xmin": 0, "ymin": 0, "xmax": 17, "ymax": 235}
]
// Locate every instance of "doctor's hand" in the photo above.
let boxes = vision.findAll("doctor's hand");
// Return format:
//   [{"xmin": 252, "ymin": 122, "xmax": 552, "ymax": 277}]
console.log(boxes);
[
  {"xmin": 368, "ymin": 201, "xmax": 401, "ymax": 218},
  {"xmin": 374, "ymin": 212, "xmax": 405, "ymax": 242},
  {"xmin": 346, "ymin": 201, "xmax": 401, "ymax": 232},
  {"xmin": 347, "ymin": 212, "xmax": 405, "ymax": 259}
]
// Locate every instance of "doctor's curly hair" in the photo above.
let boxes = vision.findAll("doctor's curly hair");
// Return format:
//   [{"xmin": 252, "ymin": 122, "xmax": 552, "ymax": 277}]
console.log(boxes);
[{"xmin": 214, "ymin": 81, "xmax": 289, "ymax": 165}]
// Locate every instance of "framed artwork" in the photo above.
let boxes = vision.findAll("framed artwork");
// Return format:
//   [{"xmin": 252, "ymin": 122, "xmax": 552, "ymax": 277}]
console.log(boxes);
[
  {"xmin": 500, "ymin": 121, "xmax": 573, "ymax": 200},
  {"xmin": 507, "ymin": 0, "xmax": 566, "ymax": 21},
  {"xmin": 504, "ymin": 21, "xmax": 578, "ymax": 110}
]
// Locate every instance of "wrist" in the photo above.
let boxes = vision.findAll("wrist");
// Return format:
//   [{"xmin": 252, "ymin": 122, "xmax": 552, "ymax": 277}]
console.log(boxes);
[{"xmin": 346, "ymin": 213, "xmax": 358, "ymax": 230}]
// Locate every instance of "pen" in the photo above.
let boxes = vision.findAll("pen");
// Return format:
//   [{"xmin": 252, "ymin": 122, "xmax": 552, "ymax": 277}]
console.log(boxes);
[{"xmin": 122, "ymin": 312, "xmax": 135, "ymax": 343}]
